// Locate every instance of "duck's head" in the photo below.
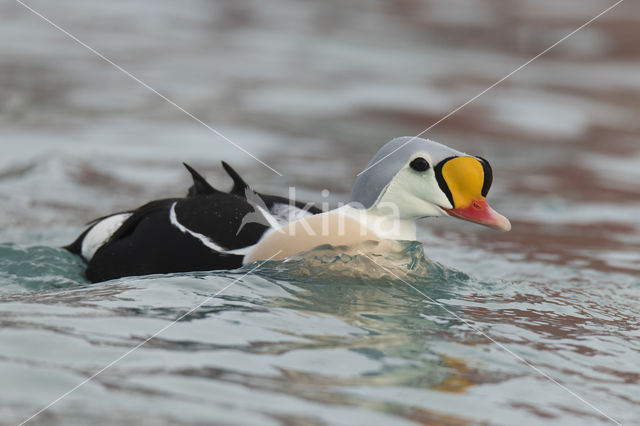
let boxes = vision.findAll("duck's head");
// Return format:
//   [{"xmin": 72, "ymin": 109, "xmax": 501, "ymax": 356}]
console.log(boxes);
[{"xmin": 350, "ymin": 137, "xmax": 511, "ymax": 231}]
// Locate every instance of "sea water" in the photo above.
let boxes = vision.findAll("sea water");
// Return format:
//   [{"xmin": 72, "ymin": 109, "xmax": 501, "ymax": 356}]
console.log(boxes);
[
  {"xmin": 0, "ymin": 240, "xmax": 638, "ymax": 425},
  {"xmin": 2, "ymin": 0, "xmax": 640, "ymax": 424}
]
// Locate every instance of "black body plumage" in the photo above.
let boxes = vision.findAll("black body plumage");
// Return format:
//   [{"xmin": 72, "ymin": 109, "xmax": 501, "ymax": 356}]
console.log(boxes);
[{"xmin": 65, "ymin": 163, "xmax": 321, "ymax": 282}]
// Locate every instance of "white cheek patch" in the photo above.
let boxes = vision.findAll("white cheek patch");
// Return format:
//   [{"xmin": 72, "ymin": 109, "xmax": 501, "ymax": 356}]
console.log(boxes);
[
  {"xmin": 376, "ymin": 166, "xmax": 450, "ymax": 218},
  {"xmin": 81, "ymin": 213, "xmax": 132, "ymax": 260}
]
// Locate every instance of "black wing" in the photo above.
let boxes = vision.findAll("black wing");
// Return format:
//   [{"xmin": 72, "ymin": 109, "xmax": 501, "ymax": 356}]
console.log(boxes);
[
  {"xmin": 106, "ymin": 198, "xmax": 180, "ymax": 242},
  {"xmin": 85, "ymin": 194, "xmax": 268, "ymax": 282},
  {"xmin": 173, "ymin": 194, "xmax": 270, "ymax": 251}
]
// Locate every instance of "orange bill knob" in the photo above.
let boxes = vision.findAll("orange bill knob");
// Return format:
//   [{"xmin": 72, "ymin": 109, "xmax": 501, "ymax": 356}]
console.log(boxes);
[{"xmin": 438, "ymin": 156, "xmax": 510, "ymax": 231}]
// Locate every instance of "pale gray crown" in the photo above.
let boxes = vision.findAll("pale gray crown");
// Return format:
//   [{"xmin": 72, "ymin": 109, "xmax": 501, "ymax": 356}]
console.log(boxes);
[{"xmin": 350, "ymin": 137, "xmax": 465, "ymax": 208}]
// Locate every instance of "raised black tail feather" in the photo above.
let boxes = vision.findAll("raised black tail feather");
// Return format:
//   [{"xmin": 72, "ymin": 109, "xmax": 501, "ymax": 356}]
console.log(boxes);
[
  {"xmin": 221, "ymin": 161, "xmax": 250, "ymax": 196},
  {"xmin": 183, "ymin": 162, "xmax": 221, "ymax": 197}
]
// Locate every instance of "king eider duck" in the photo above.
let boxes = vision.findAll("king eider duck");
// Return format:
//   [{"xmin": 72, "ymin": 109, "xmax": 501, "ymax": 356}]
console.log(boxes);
[
  {"xmin": 65, "ymin": 162, "xmax": 321, "ymax": 282},
  {"xmin": 243, "ymin": 136, "xmax": 510, "ymax": 263},
  {"xmin": 67, "ymin": 136, "xmax": 509, "ymax": 282}
]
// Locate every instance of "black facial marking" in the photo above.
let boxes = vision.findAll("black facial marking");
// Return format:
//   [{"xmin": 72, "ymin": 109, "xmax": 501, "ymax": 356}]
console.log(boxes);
[
  {"xmin": 434, "ymin": 156, "xmax": 456, "ymax": 207},
  {"xmin": 476, "ymin": 156, "xmax": 493, "ymax": 197},
  {"xmin": 409, "ymin": 157, "xmax": 430, "ymax": 172}
]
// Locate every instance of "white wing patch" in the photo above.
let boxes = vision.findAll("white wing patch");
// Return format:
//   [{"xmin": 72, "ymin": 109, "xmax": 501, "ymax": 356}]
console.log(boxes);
[
  {"xmin": 81, "ymin": 213, "xmax": 132, "ymax": 260},
  {"xmin": 169, "ymin": 202, "xmax": 249, "ymax": 256}
]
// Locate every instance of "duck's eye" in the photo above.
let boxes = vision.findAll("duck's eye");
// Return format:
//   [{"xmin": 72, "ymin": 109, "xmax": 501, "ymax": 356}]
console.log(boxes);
[{"xmin": 409, "ymin": 157, "xmax": 430, "ymax": 172}]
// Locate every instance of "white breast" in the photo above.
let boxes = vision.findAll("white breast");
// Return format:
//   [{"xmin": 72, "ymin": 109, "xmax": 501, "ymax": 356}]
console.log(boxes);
[
  {"xmin": 243, "ymin": 205, "xmax": 418, "ymax": 264},
  {"xmin": 243, "ymin": 207, "xmax": 381, "ymax": 264}
]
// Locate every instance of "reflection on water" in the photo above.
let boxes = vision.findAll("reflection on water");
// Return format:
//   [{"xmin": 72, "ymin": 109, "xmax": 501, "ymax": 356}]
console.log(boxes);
[
  {"xmin": 1, "ymin": 0, "xmax": 640, "ymax": 424},
  {"xmin": 1, "ymin": 242, "xmax": 638, "ymax": 425}
]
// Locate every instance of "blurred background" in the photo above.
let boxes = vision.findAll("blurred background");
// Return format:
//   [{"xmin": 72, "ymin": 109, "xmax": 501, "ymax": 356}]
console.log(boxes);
[
  {"xmin": 1, "ymin": 1, "xmax": 640, "ymax": 425},
  {"xmin": 1, "ymin": 0, "xmax": 639, "ymax": 276}
]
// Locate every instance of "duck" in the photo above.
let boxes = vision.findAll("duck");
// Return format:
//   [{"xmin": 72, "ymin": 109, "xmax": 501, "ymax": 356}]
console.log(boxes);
[
  {"xmin": 65, "ymin": 162, "xmax": 321, "ymax": 282},
  {"xmin": 67, "ymin": 136, "xmax": 509, "ymax": 282},
  {"xmin": 244, "ymin": 136, "xmax": 510, "ymax": 263}
]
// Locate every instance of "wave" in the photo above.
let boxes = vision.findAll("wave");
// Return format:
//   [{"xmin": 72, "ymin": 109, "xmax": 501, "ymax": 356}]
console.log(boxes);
[
  {"xmin": 0, "ymin": 243, "xmax": 86, "ymax": 295},
  {"xmin": 255, "ymin": 239, "xmax": 470, "ymax": 286}
]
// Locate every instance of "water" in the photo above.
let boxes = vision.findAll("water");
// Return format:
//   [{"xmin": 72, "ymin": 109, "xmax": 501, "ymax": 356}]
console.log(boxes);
[
  {"xmin": 2, "ymin": 0, "xmax": 640, "ymax": 424},
  {"xmin": 0, "ymin": 242, "xmax": 637, "ymax": 425}
]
